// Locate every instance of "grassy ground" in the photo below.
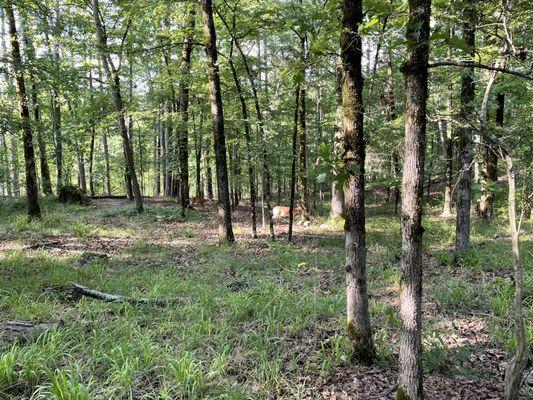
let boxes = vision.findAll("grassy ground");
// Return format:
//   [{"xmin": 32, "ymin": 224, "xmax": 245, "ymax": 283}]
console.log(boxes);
[{"xmin": 0, "ymin": 195, "xmax": 531, "ymax": 399}]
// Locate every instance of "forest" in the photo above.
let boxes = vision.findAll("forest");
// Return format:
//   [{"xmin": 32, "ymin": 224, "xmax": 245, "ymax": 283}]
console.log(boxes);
[{"xmin": 0, "ymin": 0, "xmax": 531, "ymax": 398}]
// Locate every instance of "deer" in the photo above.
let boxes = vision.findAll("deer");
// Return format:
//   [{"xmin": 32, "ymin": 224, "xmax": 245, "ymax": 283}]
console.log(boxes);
[
  {"xmin": 272, "ymin": 205, "xmax": 302, "ymax": 222},
  {"xmin": 189, "ymin": 197, "xmax": 207, "ymax": 208}
]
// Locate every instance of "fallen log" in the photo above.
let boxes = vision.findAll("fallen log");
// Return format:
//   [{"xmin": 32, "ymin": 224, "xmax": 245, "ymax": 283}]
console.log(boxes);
[
  {"xmin": 1, "ymin": 320, "xmax": 63, "ymax": 342},
  {"xmin": 70, "ymin": 283, "xmax": 178, "ymax": 306}
]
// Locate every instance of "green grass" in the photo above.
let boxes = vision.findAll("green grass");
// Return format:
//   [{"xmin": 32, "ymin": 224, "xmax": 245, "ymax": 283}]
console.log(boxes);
[{"xmin": 0, "ymin": 196, "xmax": 531, "ymax": 398}]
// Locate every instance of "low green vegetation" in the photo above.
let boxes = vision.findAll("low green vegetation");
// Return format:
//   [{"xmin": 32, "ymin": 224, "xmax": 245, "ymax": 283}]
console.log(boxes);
[{"xmin": 0, "ymin": 197, "xmax": 531, "ymax": 398}]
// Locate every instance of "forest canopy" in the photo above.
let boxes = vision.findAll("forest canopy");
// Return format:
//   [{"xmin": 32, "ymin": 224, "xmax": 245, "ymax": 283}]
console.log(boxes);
[{"xmin": 0, "ymin": 0, "xmax": 531, "ymax": 399}]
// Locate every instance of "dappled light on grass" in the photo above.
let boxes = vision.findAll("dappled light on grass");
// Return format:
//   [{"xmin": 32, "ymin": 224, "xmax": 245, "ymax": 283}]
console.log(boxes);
[{"xmin": 0, "ymin": 198, "xmax": 531, "ymax": 398}]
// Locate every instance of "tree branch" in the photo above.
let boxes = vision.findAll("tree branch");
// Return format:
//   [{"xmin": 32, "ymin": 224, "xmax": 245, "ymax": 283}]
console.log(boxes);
[{"xmin": 428, "ymin": 60, "xmax": 532, "ymax": 80}]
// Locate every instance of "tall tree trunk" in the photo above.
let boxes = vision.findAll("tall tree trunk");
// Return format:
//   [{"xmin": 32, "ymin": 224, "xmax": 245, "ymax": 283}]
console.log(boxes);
[
  {"xmin": 1, "ymin": 7, "xmax": 19, "ymax": 196},
  {"xmin": 194, "ymin": 107, "xmax": 203, "ymax": 198},
  {"xmin": 49, "ymin": 6, "xmax": 63, "ymax": 189},
  {"xmin": 484, "ymin": 94, "xmax": 503, "ymax": 220},
  {"xmin": 88, "ymin": 126, "xmax": 95, "ymax": 196},
  {"xmin": 0, "ymin": 132, "xmax": 11, "ymax": 196},
  {"xmin": 155, "ymin": 126, "xmax": 161, "ymax": 197},
  {"xmin": 229, "ymin": 45, "xmax": 257, "ymax": 238},
  {"xmin": 288, "ymin": 87, "xmax": 300, "ymax": 242},
  {"xmin": 205, "ymin": 138, "xmax": 213, "ymax": 199},
  {"xmin": 385, "ymin": 48, "xmax": 401, "ymax": 213},
  {"xmin": 77, "ymin": 143, "xmax": 87, "ymax": 192},
  {"xmin": 479, "ymin": 102, "xmax": 531, "ymax": 400},
  {"xmin": 298, "ymin": 34, "xmax": 310, "ymax": 221},
  {"xmin": 91, "ymin": 0, "xmax": 143, "ymax": 212},
  {"xmin": 440, "ymin": 84, "xmax": 454, "ymax": 217},
  {"xmin": 218, "ymin": 12, "xmax": 275, "ymax": 239},
  {"xmin": 102, "ymin": 128, "xmax": 111, "ymax": 195},
  {"xmin": 21, "ymin": 20, "xmax": 53, "ymax": 195},
  {"xmin": 455, "ymin": 4, "xmax": 476, "ymax": 254},
  {"xmin": 8, "ymin": 124, "xmax": 19, "ymax": 196},
  {"xmin": 5, "ymin": 1, "xmax": 41, "ymax": 218},
  {"xmin": 178, "ymin": 7, "xmax": 195, "ymax": 216},
  {"xmin": 397, "ymin": 0, "xmax": 431, "ymax": 398},
  {"xmin": 200, "ymin": 0, "xmax": 234, "ymax": 244},
  {"xmin": 341, "ymin": 0, "xmax": 374, "ymax": 363},
  {"xmin": 331, "ymin": 59, "xmax": 344, "ymax": 220}
]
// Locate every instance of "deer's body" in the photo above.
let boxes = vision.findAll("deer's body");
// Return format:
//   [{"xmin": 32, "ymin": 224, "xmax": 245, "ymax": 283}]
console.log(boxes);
[
  {"xmin": 272, "ymin": 205, "xmax": 300, "ymax": 221},
  {"xmin": 190, "ymin": 197, "xmax": 207, "ymax": 207}
]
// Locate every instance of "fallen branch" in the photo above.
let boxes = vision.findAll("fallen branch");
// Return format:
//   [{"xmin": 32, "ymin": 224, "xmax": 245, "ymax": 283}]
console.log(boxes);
[{"xmin": 70, "ymin": 283, "xmax": 179, "ymax": 306}]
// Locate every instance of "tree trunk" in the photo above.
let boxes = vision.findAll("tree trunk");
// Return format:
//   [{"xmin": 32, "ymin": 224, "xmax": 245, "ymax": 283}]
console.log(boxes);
[
  {"xmin": 289, "ymin": 87, "xmax": 300, "ymax": 242},
  {"xmin": 484, "ymin": 93, "xmax": 503, "ymax": 220},
  {"xmin": 102, "ymin": 128, "xmax": 111, "ymax": 196},
  {"xmin": 20, "ymin": 21, "xmax": 53, "ymax": 195},
  {"xmin": 155, "ymin": 125, "xmax": 161, "ymax": 197},
  {"xmin": 200, "ymin": 0, "xmax": 234, "ymax": 244},
  {"xmin": 440, "ymin": 85, "xmax": 453, "ymax": 217},
  {"xmin": 341, "ymin": 0, "xmax": 374, "ymax": 363},
  {"xmin": 88, "ymin": 126, "xmax": 95, "ymax": 196},
  {"xmin": 229, "ymin": 46, "xmax": 257, "ymax": 238},
  {"xmin": 455, "ymin": 4, "xmax": 476, "ymax": 254},
  {"xmin": 91, "ymin": 0, "xmax": 142, "ymax": 212},
  {"xmin": 1, "ymin": 7, "xmax": 19, "ymax": 196},
  {"xmin": 397, "ymin": 0, "xmax": 431, "ymax": 398},
  {"xmin": 385, "ymin": 48, "xmax": 401, "ymax": 213},
  {"xmin": 49, "ymin": 7, "xmax": 63, "ymax": 189},
  {"xmin": 0, "ymin": 132, "xmax": 11, "ymax": 196},
  {"xmin": 219, "ymin": 12, "xmax": 275, "ymax": 239},
  {"xmin": 194, "ymin": 108, "xmax": 203, "ymax": 198},
  {"xmin": 298, "ymin": 36, "xmax": 310, "ymax": 221},
  {"xmin": 331, "ymin": 59, "xmax": 345, "ymax": 220},
  {"xmin": 5, "ymin": 1, "xmax": 41, "ymax": 218},
  {"xmin": 205, "ymin": 139, "xmax": 213, "ymax": 199},
  {"xmin": 502, "ymin": 151, "xmax": 529, "ymax": 400},
  {"xmin": 178, "ymin": 7, "xmax": 195, "ymax": 216},
  {"xmin": 77, "ymin": 144, "xmax": 87, "ymax": 192}
]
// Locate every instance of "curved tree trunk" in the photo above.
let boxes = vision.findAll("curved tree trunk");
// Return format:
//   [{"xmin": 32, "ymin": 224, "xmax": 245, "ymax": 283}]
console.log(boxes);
[
  {"xmin": 397, "ymin": 0, "xmax": 431, "ymax": 398},
  {"xmin": 340, "ymin": 0, "xmax": 374, "ymax": 363},
  {"xmin": 200, "ymin": 0, "xmax": 234, "ymax": 244}
]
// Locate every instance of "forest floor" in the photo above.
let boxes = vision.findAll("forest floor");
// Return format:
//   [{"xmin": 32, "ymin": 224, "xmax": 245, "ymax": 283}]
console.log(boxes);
[{"xmin": 0, "ymin": 195, "xmax": 531, "ymax": 399}]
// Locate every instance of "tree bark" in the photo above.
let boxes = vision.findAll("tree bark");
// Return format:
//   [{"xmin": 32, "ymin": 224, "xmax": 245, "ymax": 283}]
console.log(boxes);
[
  {"xmin": 178, "ymin": 7, "xmax": 195, "ymax": 216},
  {"xmin": 49, "ymin": 7, "xmax": 63, "ymax": 188},
  {"xmin": 455, "ymin": 4, "xmax": 476, "ymax": 254},
  {"xmin": 330, "ymin": 59, "xmax": 345, "ymax": 220},
  {"xmin": 341, "ymin": 0, "xmax": 374, "ymax": 363},
  {"xmin": 217, "ymin": 11, "xmax": 275, "ymax": 239},
  {"xmin": 200, "ymin": 0, "xmax": 234, "ymax": 244},
  {"xmin": 289, "ymin": 87, "xmax": 300, "ymax": 242},
  {"xmin": 20, "ymin": 20, "xmax": 53, "ymax": 196},
  {"xmin": 5, "ymin": 1, "xmax": 41, "ymax": 218},
  {"xmin": 440, "ymin": 85, "xmax": 453, "ymax": 217},
  {"xmin": 1, "ymin": 7, "xmax": 19, "ymax": 196},
  {"xmin": 76, "ymin": 143, "xmax": 87, "ymax": 192},
  {"xmin": 502, "ymin": 151, "xmax": 529, "ymax": 400},
  {"xmin": 397, "ymin": 0, "xmax": 431, "ymax": 397},
  {"xmin": 229, "ymin": 43, "xmax": 257, "ymax": 238},
  {"xmin": 102, "ymin": 128, "xmax": 111, "ymax": 196},
  {"xmin": 298, "ymin": 36, "xmax": 310, "ymax": 221},
  {"xmin": 91, "ymin": 0, "xmax": 143, "ymax": 212}
]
